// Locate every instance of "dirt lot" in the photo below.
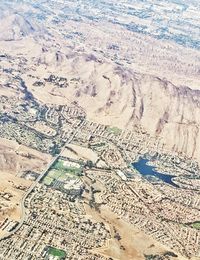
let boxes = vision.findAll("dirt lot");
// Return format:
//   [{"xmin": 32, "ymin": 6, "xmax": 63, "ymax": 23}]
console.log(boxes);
[
  {"xmin": 63, "ymin": 144, "xmax": 99, "ymax": 163},
  {"xmin": 0, "ymin": 171, "xmax": 31, "ymax": 222},
  {"xmin": 0, "ymin": 138, "xmax": 52, "ymax": 176}
]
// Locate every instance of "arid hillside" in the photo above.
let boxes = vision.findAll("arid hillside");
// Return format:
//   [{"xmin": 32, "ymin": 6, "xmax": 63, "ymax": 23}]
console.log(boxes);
[
  {"xmin": 19, "ymin": 50, "xmax": 200, "ymax": 163},
  {"xmin": 0, "ymin": 0, "xmax": 199, "ymax": 164},
  {"xmin": 0, "ymin": 138, "xmax": 51, "ymax": 176}
]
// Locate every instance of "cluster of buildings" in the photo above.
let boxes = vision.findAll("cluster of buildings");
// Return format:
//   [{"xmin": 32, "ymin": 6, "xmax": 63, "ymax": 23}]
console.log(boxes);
[
  {"xmin": 0, "ymin": 182, "xmax": 110, "ymax": 260},
  {"xmin": 0, "ymin": 87, "xmax": 200, "ymax": 259},
  {"xmin": 85, "ymin": 168, "xmax": 200, "ymax": 258}
]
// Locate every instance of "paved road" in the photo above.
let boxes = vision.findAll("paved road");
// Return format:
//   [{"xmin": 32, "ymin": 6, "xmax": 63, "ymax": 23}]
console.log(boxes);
[{"xmin": 0, "ymin": 120, "xmax": 84, "ymax": 241}]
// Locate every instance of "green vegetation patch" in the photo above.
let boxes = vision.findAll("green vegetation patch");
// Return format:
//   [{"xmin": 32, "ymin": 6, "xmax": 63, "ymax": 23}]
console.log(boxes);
[
  {"xmin": 91, "ymin": 142, "xmax": 106, "ymax": 148},
  {"xmin": 57, "ymin": 174, "xmax": 69, "ymax": 182},
  {"xmin": 51, "ymin": 159, "xmax": 82, "ymax": 177},
  {"xmin": 64, "ymin": 167, "xmax": 82, "ymax": 176},
  {"xmin": 43, "ymin": 176, "xmax": 53, "ymax": 186},
  {"xmin": 47, "ymin": 247, "xmax": 66, "ymax": 259},
  {"xmin": 48, "ymin": 169, "xmax": 62, "ymax": 179},
  {"xmin": 190, "ymin": 222, "xmax": 200, "ymax": 230},
  {"xmin": 52, "ymin": 160, "xmax": 65, "ymax": 171},
  {"xmin": 107, "ymin": 126, "xmax": 122, "ymax": 135}
]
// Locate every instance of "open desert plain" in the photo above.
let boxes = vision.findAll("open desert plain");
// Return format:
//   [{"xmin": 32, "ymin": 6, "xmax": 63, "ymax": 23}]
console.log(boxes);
[{"xmin": 0, "ymin": 0, "xmax": 200, "ymax": 260}]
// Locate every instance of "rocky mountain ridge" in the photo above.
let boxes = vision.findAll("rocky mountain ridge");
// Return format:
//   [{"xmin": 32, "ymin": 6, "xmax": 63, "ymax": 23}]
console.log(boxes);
[
  {"xmin": 0, "ymin": 1, "xmax": 200, "ymax": 164},
  {"xmin": 24, "ymin": 48, "xmax": 200, "ymax": 163}
]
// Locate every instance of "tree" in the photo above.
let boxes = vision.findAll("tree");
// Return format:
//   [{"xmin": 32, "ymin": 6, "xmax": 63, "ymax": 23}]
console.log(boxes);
[{"xmin": 86, "ymin": 160, "xmax": 94, "ymax": 168}]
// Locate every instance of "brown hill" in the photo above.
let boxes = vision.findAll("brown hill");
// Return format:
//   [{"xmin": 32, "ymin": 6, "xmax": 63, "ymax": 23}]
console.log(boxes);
[{"xmin": 25, "ymin": 51, "xmax": 200, "ymax": 162}]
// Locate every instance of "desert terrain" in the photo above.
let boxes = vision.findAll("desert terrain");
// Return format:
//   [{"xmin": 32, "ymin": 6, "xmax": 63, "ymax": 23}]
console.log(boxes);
[{"xmin": 0, "ymin": 0, "xmax": 200, "ymax": 259}]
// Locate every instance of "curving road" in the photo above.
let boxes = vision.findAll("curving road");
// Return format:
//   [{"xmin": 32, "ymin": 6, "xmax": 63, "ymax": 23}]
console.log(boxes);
[{"xmin": 0, "ymin": 120, "xmax": 85, "ymax": 241}]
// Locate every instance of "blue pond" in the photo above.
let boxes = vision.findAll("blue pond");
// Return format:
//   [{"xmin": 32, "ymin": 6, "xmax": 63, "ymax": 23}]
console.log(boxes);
[{"xmin": 132, "ymin": 158, "xmax": 179, "ymax": 188}]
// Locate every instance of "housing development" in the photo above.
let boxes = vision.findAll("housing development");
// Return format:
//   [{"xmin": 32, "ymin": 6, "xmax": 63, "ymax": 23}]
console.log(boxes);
[
  {"xmin": 0, "ymin": 0, "xmax": 200, "ymax": 259},
  {"xmin": 0, "ymin": 95, "xmax": 199, "ymax": 259}
]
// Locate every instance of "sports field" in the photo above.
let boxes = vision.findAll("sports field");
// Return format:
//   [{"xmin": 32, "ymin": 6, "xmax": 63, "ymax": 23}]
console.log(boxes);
[
  {"xmin": 43, "ymin": 159, "xmax": 82, "ymax": 186},
  {"xmin": 47, "ymin": 246, "xmax": 66, "ymax": 259}
]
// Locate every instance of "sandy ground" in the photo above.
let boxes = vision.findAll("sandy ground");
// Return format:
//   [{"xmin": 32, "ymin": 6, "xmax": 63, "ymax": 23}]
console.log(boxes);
[
  {"xmin": 0, "ymin": 171, "xmax": 32, "ymax": 230},
  {"xmin": 0, "ymin": 137, "xmax": 52, "ymax": 176},
  {"xmin": 63, "ymin": 144, "xmax": 99, "ymax": 163}
]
